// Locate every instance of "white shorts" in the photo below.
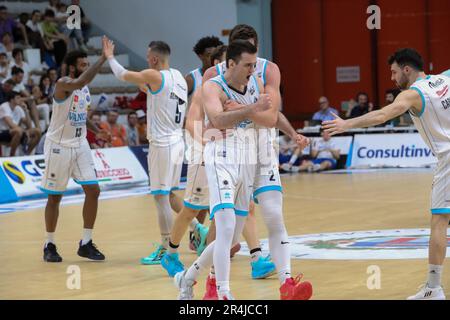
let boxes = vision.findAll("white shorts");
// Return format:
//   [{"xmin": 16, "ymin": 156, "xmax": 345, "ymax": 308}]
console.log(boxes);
[
  {"xmin": 183, "ymin": 161, "xmax": 209, "ymax": 210},
  {"xmin": 148, "ymin": 140, "xmax": 184, "ymax": 195},
  {"xmin": 253, "ymin": 141, "xmax": 282, "ymax": 204},
  {"xmin": 431, "ymin": 152, "xmax": 450, "ymax": 214},
  {"xmin": 204, "ymin": 141, "xmax": 256, "ymax": 219},
  {"xmin": 40, "ymin": 139, "xmax": 97, "ymax": 194}
]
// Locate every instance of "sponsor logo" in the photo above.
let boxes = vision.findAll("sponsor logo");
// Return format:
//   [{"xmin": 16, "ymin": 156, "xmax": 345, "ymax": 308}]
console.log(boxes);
[
  {"xmin": 249, "ymin": 87, "xmax": 255, "ymax": 95},
  {"xmin": 436, "ymin": 85, "xmax": 448, "ymax": 98},
  {"xmin": 442, "ymin": 97, "xmax": 450, "ymax": 110},
  {"xmin": 428, "ymin": 78, "xmax": 444, "ymax": 89},
  {"xmin": 356, "ymin": 145, "xmax": 433, "ymax": 159},
  {"xmin": 52, "ymin": 148, "xmax": 60, "ymax": 154},
  {"xmin": 2, "ymin": 161, "xmax": 25, "ymax": 184},
  {"xmin": 224, "ymin": 192, "xmax": 231, "ymax": 199},
  {"xmin": 74, "ymin": 95, "xmax": 79, "ymax": 103},
  {"xmin": 238, "ymin": 229, "xmax": 450, "ymax": 260}
]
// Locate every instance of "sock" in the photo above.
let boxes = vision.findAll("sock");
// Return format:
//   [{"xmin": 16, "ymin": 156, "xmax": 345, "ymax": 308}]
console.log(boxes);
[
  {"xmin": 288, "ymin": 154, "xmax": 298, "ymax": 165},
  {"xmin": 189, "ymin": 218, "xmax": 199, "ymax": 232},
  {"xmin": 427, "ymin": 264, "xmax": 443, "ymax": 288},
  {"xmin": 209, "ymin": 265, "xmax": 216, "ymax": 279},
  {"xmin": 161, "ymin": 233, "xmax": 170, "ymax": 249},
  {"xmin": 216, "ymin": 281, "xmax": 230, "ymax": 298},
  {"xmin": 45, "ymin": 232, "xmax": 55, "ymax": 246},
  {"xmin": 169, "ymin": 241, "xmax": 179, "ymax": 254},
  {"xmin": 250, "ymin": 248, "xmax": 262, "ymax": 262},
  {"xmin": 81, "ymin": 228, "xmax": 92, "ymax": 245},
  {"xmin": 185, "ymin": 241, "xmax": 215, "ymax": 282}
]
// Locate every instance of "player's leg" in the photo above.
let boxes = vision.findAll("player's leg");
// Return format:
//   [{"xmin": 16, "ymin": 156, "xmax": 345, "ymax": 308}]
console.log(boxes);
[
  {"xmin": 169, "ymin": 191, "xmax": 183, "ymax": 214},
  {"xmin": 72, "ymin": 141, "xmax": 105, "ymax": 261},
  {"xmin": 43, "ymin": 193, "xmax": 63, "ymax": 262}
]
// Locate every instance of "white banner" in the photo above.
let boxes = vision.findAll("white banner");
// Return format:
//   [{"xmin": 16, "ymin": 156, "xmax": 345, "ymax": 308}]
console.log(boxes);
[
  {"xmin": 349, "ymin": 133, "xmax": 437, "ymax": 168},
  {"xmin": 0, "ymin": 147, "xmax": 148, "ymax": 198}
]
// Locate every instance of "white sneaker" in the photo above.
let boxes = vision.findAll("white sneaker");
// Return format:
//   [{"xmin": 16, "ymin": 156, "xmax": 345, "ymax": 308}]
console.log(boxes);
[
  {"xmin": 407, "ymin": 283, "xmax": 446, "ymax": 300},
  {"xmin": 174, "ymin": 270, "xmax": 195, "ymax": 300},
  {"xmin": 281, "ymin": 163, "xmax": 292, "ymax": 172},
  {"xmin": 218, "ymin": 291, "xmax": 235, "ymax": 300},
  {"xmin": 312, "ymin": 164, "xmax": 321, "ymax": 172}
]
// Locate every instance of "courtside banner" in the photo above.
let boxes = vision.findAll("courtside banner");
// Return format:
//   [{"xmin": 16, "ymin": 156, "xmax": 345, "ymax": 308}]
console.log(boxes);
[
  {"xmin": 349, "ymin": 133, "xmax": 437, "ymax": 168},
  {"xmin": 0, "ymin": 147, "xmax": 148, "ymax": 200}
]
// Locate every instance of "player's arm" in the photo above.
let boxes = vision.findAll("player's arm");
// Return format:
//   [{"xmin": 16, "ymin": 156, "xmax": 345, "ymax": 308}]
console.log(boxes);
[
  {"xmin": 247, "ymin": 77, "xmax": 278, "ymax": 127},
  {"xmin": 202, "ymin": 66, "xmax": 218, "ymax": 83},
  {"xmin": 203, "ymin": 81, "xmax": 270, "ymax": 130},
  {"xmin": 185, "ymin": 89, "xmax": 205, "ymax": 142},
  {"xmin": 322, "ymin": 90, "xmax": 421, "ymax": 136},
  {"xmin": 185, "ymin": 73, "xmax": 194, "ymax": 96}
]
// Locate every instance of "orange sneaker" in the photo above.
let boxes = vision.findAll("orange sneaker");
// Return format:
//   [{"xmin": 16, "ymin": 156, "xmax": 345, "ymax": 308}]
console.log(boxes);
[
  {"xmin": 202, "ymin": 276, "xmax": 218, "ymax": 300},
  {"xmin": 279, "ymin": 274, "xmax": 313, "ymax": 300}
]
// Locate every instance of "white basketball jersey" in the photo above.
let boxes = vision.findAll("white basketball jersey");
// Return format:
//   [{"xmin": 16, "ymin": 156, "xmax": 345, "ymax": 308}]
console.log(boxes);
[
  {"xmin": 46, "ymin": 86, "xmax": 91, "ymax": 148},
  {"xmin": 410, "ymin": 72, "xmax": 450, "ymax": 157},
  {"xmin": 146, "ymin": 68, "xmax": 188, "ymax": 147},
  {"xmin": 188, "ymin": 67, "xmax": 203, "ymax": 96},
  {"xmin": 209, "ymin": 74, "xmax": 260, "ymax": 146}
]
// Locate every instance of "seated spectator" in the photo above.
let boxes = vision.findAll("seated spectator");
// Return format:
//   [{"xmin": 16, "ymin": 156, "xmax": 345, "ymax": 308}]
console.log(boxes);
[
  {"xmin": 278, "ymin": 134, "xmax": 297, "ymax": 165},
  {"xmin": 47, "ymin": 67, "xmax": 58, "ymax": 87},
  {"xmin": 311, "ymin": 96, "xmax": 339, "ymax": 123},
  {"xmin": 41, "ymin": 9, "xmax": 67, "ymax": 67},
  {"xmin": 0, "ymin": 32, "xmax": 14, "ymax": 59},
  {"xmin": 0, "ymin": 52, "xmax": 9, "ymax": 82},
  {"xmin": 100, "ymin": 110, "xmax": 127, "ymax": 147},
  {"xmin": 87, "ymin": 112, "xmax": 108, "ymax": 149},
  {"xmin": 291, "ymin": 129, "xmax": 340, "ymax": 173},
  {"xmin": 125, "ymin": 111, "xmax": 140, "ymax": 146},
  {"xmin": 57, "ymin": 3, "xmax": 87, "ymax": 52},
  {"xmin": 0, "ymin": 79, "xmax": 14, "ymax": 104},
  {"xmin": 31, "ymin": 85, "xmax": 51, "ymax": 131},
  {"xmin": 0, "ymin": 6, "xmax": 29, "ymax": 47},
  {"xmin": 346, "ymin": 92, "xmax": 374, "ymax": 119},
  {"xmin": 9, "ymin": 48, "xmax": 32, "ymax": 86},
  {"xmin": 71, "ymin": 0, "xmax": 91, "ymax": 42},
  {"xmin": 0, "ymin": 91, "xmax": 40, "ymax": 155},
  {"xmin": 26, "ymin": 10, "xmax": 47, "ymax": 58},
  {"xmin": 39, "ymin": 75, "xmax": 53, "ymax": 98},
  {"xmin": 136, "ymin": 109, "xmax": 147, "ymax": 145},
  {"xmin": 4, "ymin": 66, "xmax": 30, "ymax": 97}
]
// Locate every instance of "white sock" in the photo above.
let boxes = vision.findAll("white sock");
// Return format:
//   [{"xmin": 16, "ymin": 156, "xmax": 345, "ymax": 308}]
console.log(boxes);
[
  {"xmin": 427, "ymin": 264, "xmax": 443, "ymax": 288},
  {"xmin": 189, "ymin": 218, "xmax": 199, "ymax": 232},
  {"xmin": 250, "ymin": 248, "xmax": 262, "ymax": 262},
  {"xmin": 153, "ymin": 195, "xmax": 173, "ymax": 248},
  {"xmin": 288, "ymin": 154, "xmax": 298, "ymax": 165},
  {"xmin": 258, "ymin": 191, "xmax": 292, "ymax": 284},
  {"xmin": 216, "ymin": 281, "xmax": 230, "ymax": 298},
  {"xmin": 185, "ymin": 241, "xmax": 215, "ymax": 282},
  {"xmin": 81, "ymin": 228, "xmax": 92, "ymax": 245},
  {"xmin": 45, "ymin": 232, "xmax": 55, "ymax": 246}
]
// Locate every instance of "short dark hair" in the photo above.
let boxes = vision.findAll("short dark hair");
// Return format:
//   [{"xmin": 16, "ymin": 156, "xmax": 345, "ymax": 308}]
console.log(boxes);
[
  {"xmin": 12, "ymin": 48, "xmax": 23, "ymax": 59},
  {"xmin": 229, "ymin": 24, "xmax": 258, "ymax": 48},
  {"xmin": 64, "ymin": 50, "xmax": 88, "ymax": 68},
  {"xmin": 8, "ymin": 91, "xmax": 21, "ymax": 101},
  {"xmin": 32, "ymin": 10, "xmax": 41, "ymax": 16},
  {"xmin": 90, "ymin": 111, "xmax": 101, "ymax": 119},
  {"xmin": 226, "ymin": 40, "xmax": 257, "ymax": 68},
  {"xmin": 0, "ymin": 52, "xmax": 7, "ymax": 58},
  {"xmin": 193, "ymin": 36, "xmax": 223, "ymax": 55},
  {"xmin": 148, "ymin": 41, "xmax": 171, "ymax": 56},
  {"xmin": 0, "ymin": 6, "xmax": 7, "ymax": 11},
  {"xmin": 11, "ymin": 66, "xmax": 24, "ymax": 76},
  {"xmin": 210, "ymin": 45, "xmax": 228, "ymax": 66},
  {"xmin": 388, "ymin": 48, "xmax": 424, "ymax": 71},
  {"xmin": 44, "ymin": 9, "xmax": 55, "ymax": 18},
  {"xmin": 356, "ymin": 91, "xmax": 369, "ymax": 101},
  {"xmin": 4, "ymin": 79, "xmax": 16, "ymax": 87},
  {"xmin": 2, "ymin": 32, "xmax": 12, "ymax": 40}
]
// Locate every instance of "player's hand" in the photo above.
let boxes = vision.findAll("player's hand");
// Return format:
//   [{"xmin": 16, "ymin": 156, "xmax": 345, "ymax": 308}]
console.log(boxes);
[
  {"xmin": 253, "ymin": 94, "xmax": 272, "ymax": 113},
  {"xmin": 292, "ymin": 133, "xmax": 310, "ymax": 151},
  {"xmin": 224, "ymin": 100, "xmax": 243, "ymax": 112},
  {"xmin": 102, "ymin": 36, "xmax": 115, "ymax": 59},
  {"xmin": 322, "ymin": 112, "xmax": 349, "ymax": 136}
]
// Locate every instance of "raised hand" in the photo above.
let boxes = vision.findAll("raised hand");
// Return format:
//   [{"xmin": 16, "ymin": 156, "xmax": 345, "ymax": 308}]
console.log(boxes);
[
  {"xmin": 102, "ymin": 36, "xmax": 115, "ymax": 60},
  {"xmin": 322, "ymin": 112, "xmax": 349, "ymax": 136}
]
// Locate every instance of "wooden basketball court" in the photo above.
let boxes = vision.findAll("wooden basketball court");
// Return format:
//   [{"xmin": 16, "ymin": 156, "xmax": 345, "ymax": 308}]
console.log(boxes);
[{"xmin": 1, "ymin": 170, "xmax": 449, "ymax": 300}]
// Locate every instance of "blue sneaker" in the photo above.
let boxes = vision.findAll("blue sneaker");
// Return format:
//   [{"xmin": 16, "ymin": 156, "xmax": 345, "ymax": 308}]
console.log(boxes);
[
  {"xmin": 194, "ymin": 224, "xmax": 209, "ymax": 256},
  {"xmin": 161, "ymin": 252, "xmax": 185, "ymax": 277},
  {"xmin": 140, "ymin": 244, "xmax": 166, "ymax": 265},
  {"xmin": 251, "ymin": 256, "xmax": 277, "ymax": 279}
]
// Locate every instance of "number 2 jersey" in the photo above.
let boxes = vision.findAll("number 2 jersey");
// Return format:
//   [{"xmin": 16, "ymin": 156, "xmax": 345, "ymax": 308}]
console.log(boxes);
[{"xmin": 46, "ymin": 85, "xmax": 91, "ymax": 148}]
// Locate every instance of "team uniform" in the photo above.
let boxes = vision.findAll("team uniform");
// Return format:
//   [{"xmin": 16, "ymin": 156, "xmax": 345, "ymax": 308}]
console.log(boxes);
[
  {"xmin": 216, "ymin": 58, "xmax": 282, "ymax": 204},
  {"xmin": 40, "ymin": 86, "xmax": 97, "ymax": 194},
  {"xmin": 409, "ymin": 70, "xmax": 450, "ymax": 214},
  {"xmin": 187, "ymin": 68, "xmax": 204, "ymax": 97},
  {"xmin": 204, "ymin": 74, "xmax": 260, "ymax": 219},
  {"xmin": 146, "ymin": 68, "xmax": 187, "ymax": 195}
]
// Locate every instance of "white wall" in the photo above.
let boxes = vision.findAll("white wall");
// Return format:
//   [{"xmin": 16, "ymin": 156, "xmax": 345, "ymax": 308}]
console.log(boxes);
[{"xmin": 81, "ymin": 0, "xmax": 238, "ymax": 74}]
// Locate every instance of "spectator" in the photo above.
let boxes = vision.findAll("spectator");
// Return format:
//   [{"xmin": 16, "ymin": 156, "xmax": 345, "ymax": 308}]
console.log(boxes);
[
  {"xmin": 100, "ymin": 110, "xmax": 127, "ymax": 147},
  {"xmin": 346, "ymin": 92, "xmax": 374, "ymax": 119},
  {"xmin": 46, "ymin": 0, "xmax": 60, "ymax": 16},
  {"xmin": 0, "ymin": 32, "xmax": 14, "ymax": 59},
  {"xmin": 57, "ymin": 3, "xmax": 87, "ymax": 51},
  {"xmin": 291, "ymin": 130, "xmax": 340, "ymax": 173},
  {"xmin": 26, "ymin": 10, "xmax": 47, "ymax": 57},
  {"xmin": 4, "ymin": 66, "xmax": 30, "ymax": 97},
  {"xmin": 39, "ymin": 74, "xmax": 53, "ymax": 98},
  {"xmin": 311, "ymin": 96, "xmax": 339, "ymax": 123},
  {"xmin": 0, "ymin": 79, "xmax": 14, "ymax": 104},
  {"xmin": 87, "ymin": 112, "xmax": 108, "ymax": 149},
  {"xmin": 125, "ymin": 111, "xmax": 140, "ymax": 146},
  {"xmin": 136, "ymin": 109, "xmax": 147, "ymax": 145},
  {"xmin": 31, "ymin": 85, "xmax": 51, "ymax": 131},
  {"xmin": 9, "ymin": 48, "xmax": 32, "ymax": 86},
  {"xmin": 41, "ymin": 9, "xmax": 67, "ymax": 66},
  {"xmin": 0, "ymin": 52, "xmax": 9, "ymax": 82},
  {"xmin": 0, "ymin": 6, "xmax": 29, "ymax": 46},
  {"xmin": 278, "ymin": 134, "xmax": 297, "ymax": 166},
  {"xmin": 47, "ymin": 67, "xmax": 58, "ymax": 86},
  {"xmin": 71, "ymin": 0, "xmax": 91, "ymax": 42},
  {"xmin": 0, "ymin": 91, "xmax": 40, "ymax": 155}
]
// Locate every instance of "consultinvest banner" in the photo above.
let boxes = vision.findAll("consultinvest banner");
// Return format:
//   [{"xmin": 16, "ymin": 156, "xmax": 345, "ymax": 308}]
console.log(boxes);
[{"xmin": 348, "ymin": 133, "xmax": 437, "ymax": 168}]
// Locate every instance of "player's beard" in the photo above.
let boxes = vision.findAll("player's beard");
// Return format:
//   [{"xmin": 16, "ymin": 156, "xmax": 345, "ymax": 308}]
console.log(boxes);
[{"xmin": 396, "ymin": 73, "xmax": 409, "ymax": 90}]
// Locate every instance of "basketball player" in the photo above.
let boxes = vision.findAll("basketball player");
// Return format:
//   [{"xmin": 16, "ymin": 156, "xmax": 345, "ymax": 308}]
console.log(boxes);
[
  {"xmin": 175, "ymin": 40, "xmax": 274, "ymax": 300},
  {"xmin": 200, "ymin": 25, "xmax": 312, "ymax": 299},
  {"xmin": 104, "ymin": 37, "xmax": 188, "ymax": 265},
  {"xmin": 40, "ymin": 38, "xmax": 109, "ymax": 262},
  {"xmin": 184, "ymin": 36, "xmax": 223, "ymax": 252},
  {"xmin": 323, "ymin": 48, "xmax": 450, "ymax": 300}
]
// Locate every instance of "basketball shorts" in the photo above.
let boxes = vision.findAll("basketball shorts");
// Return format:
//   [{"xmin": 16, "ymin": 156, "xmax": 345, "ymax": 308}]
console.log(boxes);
[
  {"xmin": 40, "ymin": 139, "xmax": 97, "ymax": 194},
  {"xmin": 253, "ymin": 142, "xmax": 282, "ymax": 204},
  {"xmin": 431, "ymin": 152, "xmax": 450, "ymax": 215}
]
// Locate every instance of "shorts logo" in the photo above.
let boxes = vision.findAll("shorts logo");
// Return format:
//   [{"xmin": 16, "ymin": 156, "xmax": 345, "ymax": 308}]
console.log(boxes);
[
  {"xmin": 217, "ymin": 151, "xmax": 226, "ymax": 157},
  {"xmin": 2, "ymin": 161, "xmax": 25, "ymax": 184},
  {"xmin": 52, "ymin": 148, "xmax": 60, "ymax": 154},
  {"xmin": 196, "ymin": 187, "xmax": 202, "ymax": 192},
  {"xmin": 223, "ymin": 180, "xmax": 229, "ymax": 186},
  {"xmin": 224, "ymin": 192, "xmax": 231, "ymax": 199}
]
